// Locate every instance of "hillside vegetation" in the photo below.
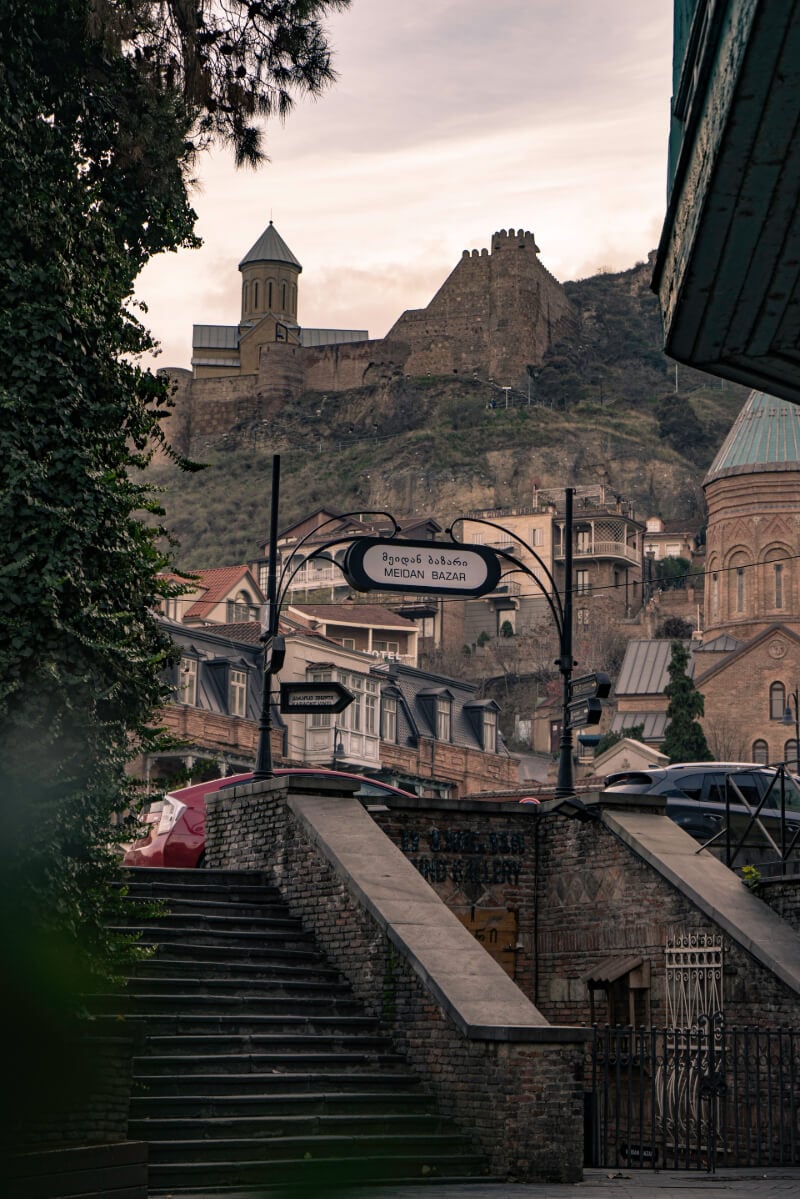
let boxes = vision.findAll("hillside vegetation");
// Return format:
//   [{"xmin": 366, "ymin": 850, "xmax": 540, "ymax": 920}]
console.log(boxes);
[{"xmin": 148, "ymin": 258, "xmax": 749, "ymax": 570}]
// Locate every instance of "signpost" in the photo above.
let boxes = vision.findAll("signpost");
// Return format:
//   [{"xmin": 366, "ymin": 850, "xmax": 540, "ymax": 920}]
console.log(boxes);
[
  {"xmin": 343, "ymin": 537, "xmax": 502, "ymax": 597},
  {"xmin": 566, "ymin": 672, "xmax": 611, "ymax": 730},
  {"xmin": 279, "ymin": 681, "xmax": 354, "ymax": 716}
]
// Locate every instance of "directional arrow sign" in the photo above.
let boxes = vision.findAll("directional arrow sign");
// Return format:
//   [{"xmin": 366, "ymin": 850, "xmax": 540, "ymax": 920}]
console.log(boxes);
[
  {"xmin": 569, "ymin": 671, "xmax": 612, "ymax": 702},
  {"xmin": 279, "ymin": 681, "xmax": 354, "ymax": 715},
  {"xmin": 343, "ymin": 537, "xmax": 502, "ymax": 597},
  {"xmin": 566, "ymin": 696, "xmax": 603, "ymax": 730}
]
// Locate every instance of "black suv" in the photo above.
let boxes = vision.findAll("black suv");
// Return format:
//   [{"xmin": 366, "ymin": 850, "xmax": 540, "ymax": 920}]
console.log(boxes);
[{"xmin": 603, "ymin": 762, "xmax": 800, "ymax": 856}]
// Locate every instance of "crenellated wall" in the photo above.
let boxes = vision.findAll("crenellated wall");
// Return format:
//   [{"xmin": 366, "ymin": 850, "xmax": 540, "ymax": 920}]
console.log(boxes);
[{"xmin": 160, "ymin": 228, "xmax": 576, "ymax": 457}]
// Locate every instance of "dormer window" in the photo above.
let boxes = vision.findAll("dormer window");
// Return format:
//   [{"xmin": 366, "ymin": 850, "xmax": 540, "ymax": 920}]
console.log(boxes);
[
  {"xmin": 483, "ymin": 709, "xmax": 497, "ymax": 752},
  {"xmin": 178, "ymin": 656, "xmax": 198, "ymax": 706},
  {"xmin": 228, "ymin": 590, "xmax": 256, "ymax": 622},
  {"xmin": 436, "ymin": 697, "xmax": 451, "ymax": 741},
  {"xmin": 382, "ymin": 695, "xmax": 398, "ymax": 743},
  {"xmin": 230, "ymin": 668, "xmax": 247, "ymax": 718}
]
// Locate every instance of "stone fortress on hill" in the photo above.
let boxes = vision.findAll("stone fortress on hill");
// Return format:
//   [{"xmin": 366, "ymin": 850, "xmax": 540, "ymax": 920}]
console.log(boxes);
[{"xmin": 163, "ymin": 220, "xmax": 577, "ymax": 456}]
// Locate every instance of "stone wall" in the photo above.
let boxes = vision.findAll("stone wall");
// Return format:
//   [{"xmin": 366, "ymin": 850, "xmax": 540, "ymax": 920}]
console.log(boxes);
[{"xmin": 756, "ymin": 874, "xmax": 800, "ymax": 931}]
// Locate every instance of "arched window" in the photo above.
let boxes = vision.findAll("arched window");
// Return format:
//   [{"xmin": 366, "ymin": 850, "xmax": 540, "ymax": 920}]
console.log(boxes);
[
  {"xmin": 281, "ymin": 281, "xmax": 287, "ymax": 310},
  {"xmin": 268, "ymin": 280, "xmax": 273, "ymax": 308},
  {"xmin": 727, "ymin": 550, "xmax": 749, "ymax": 616},
  {"xmin": 774, "ymin": 563, "xmax": 784, "ymax": 609},
  {"xmin": 784, "ymin": 739, "xmax": 799, "ymax": 770},
  {"xmin": 243, "ymin": 282, "xmax": 249, "ymax": 312},
  {"xmin": 770, "ymin": 681, "xmax": 786, "ymax": 721},
  {"xmin": 253, "ymin": 280, "xmax": 260, "ymax": 310},
  {"xmin": 711, "ymin": 571, "xmax": 719, "ymax": 619},
  {"xmin": 752, "ymin": 739, "xmax": 769, "ymax": 764}
]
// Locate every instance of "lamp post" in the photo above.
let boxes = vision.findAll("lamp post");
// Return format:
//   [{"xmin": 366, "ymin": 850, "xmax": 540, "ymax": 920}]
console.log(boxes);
[
  {"xmin": 783, "ymin": 686, "xmax": 799, "ymax": 771},
  {"xmin": 449, "ymin": 486, "xmax": 578, "ymax": 798}
]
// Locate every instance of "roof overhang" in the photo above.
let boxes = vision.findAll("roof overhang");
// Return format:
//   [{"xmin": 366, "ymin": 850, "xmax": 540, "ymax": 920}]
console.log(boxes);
[{"xmin": 653, "ymin": 0, "xmax": 800, "ymax": 403}]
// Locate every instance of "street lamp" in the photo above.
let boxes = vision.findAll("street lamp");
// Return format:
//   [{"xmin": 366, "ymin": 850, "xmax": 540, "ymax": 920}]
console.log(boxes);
[{"xmin": 782, "ymin": 686, "xmax": 799, "ymax": 770}]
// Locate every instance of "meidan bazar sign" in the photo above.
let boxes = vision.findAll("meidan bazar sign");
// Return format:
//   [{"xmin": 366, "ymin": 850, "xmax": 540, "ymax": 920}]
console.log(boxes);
[{"xmin": 343, "ymin": 537, "xmax": 502, "ymax": 597}]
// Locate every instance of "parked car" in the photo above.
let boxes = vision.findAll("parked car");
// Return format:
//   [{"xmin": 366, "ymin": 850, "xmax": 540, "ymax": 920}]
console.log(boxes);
[
  {"xmin": 123, "ymin": 768, "xmax": 415, "ymax": 868},
  {"xmin": 602, "ymin": 761, "xmax": 800, "ymax": 850}
]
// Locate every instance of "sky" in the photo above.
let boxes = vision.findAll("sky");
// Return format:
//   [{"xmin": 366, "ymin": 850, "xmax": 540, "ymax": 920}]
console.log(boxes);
[{"xmin": 135, "ymin": 1, "xmax": 675, "ymax": 371}]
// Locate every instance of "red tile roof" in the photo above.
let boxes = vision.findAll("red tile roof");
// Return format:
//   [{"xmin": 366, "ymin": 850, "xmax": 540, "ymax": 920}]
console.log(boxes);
[{"xmin": 184, "ymin": 565, "xmax": 264, "ymax": 620}]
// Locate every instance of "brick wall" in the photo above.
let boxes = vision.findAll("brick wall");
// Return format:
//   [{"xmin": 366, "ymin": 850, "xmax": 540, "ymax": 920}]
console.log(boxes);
[
  {"xmin": 756, "ymin": 876, "xmax": 800, "ymax": 931},
  {"xmin": 206, "ymin": 779, "xmax": 586, "ymax": 1182},
  {"xmin": 9, "ymin": 1034, "xmax": 139, "ymax": 1152}
]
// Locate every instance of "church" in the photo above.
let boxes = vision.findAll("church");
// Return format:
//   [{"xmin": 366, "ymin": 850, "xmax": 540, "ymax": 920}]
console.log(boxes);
[{"xmin": 615, "ymin": 390, "xmax": 800, "ymax": 766}]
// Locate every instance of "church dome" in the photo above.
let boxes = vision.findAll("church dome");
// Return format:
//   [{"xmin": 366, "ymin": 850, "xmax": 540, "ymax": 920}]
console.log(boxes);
[
  {"xmin": 704, "ymin": 390, "xmax": 800, "ymax": 483},
  {"xmin": 239, "ymin": 221, "xmax": 302, "ymax": 272}
]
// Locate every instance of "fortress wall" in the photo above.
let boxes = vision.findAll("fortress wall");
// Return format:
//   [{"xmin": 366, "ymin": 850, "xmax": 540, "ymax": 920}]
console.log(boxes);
[{"xmin": 302, "ymin": 338, "xmax": 408, "ymax": 393}]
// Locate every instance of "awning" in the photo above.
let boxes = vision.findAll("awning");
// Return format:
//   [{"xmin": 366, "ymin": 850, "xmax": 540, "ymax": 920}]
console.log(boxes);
[{"xmin": 582, "ymin": 955, "xmax": 643, "ymax": 988}]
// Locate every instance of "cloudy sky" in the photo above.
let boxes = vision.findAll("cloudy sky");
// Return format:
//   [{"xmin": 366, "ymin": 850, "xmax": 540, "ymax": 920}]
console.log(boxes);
[{"xmin": 135, "ymin": 1, "xmax": 674, "ymax": 370}]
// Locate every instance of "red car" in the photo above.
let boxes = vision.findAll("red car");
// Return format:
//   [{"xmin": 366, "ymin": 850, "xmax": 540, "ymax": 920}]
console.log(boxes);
[{"xmin": 123, "ymin": 769, "xmax": 415, "ymax": 868}]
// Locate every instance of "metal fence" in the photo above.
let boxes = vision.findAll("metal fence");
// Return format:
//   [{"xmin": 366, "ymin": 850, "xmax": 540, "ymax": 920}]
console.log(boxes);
[{"xmin": 589, "ymin": 1019, "xmax": 800, "ymax": 1170}]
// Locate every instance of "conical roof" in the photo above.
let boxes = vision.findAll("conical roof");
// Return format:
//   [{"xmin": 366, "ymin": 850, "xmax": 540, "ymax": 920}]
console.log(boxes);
[
  {"xmin": 239, "ymin": 221, "xmax": 302, "ymax": 271},
  {"xmin": 704, "ymin": 390, "xmax": 800, "ymax": 484}
]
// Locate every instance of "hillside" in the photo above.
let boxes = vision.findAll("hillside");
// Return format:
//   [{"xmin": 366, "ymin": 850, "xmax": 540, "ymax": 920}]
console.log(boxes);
[{"xmin": 147, "ymin": 258, "xmax": 749, "ymax": 570}]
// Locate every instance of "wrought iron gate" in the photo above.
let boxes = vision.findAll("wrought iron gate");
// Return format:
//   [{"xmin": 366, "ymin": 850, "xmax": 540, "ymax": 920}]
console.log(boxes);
[{"xmin": 589, "ymin": 1019, "xmax": 800, "ymax": 1170}]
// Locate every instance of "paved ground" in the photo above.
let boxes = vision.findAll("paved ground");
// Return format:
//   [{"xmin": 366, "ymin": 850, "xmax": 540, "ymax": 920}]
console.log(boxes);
[{"xmin": 167, "ymin": 1166, "xmax": 800, "ymax": 1199}]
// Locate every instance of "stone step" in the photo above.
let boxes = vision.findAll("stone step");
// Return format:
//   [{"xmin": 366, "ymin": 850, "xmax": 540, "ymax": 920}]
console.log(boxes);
[
  {"xmin": 147, "ymin": 1132, "xmax": 480, "ymax": 1166},
  {"xmin": 139, "ymin": 1032, "xmax": 390, "ymax": 1057},
  {"xmin": 129, "ymin": 1090, "xmax": 435, "ymax": 1121},
  {"xmin": 122, "ymin": 971, "xmax": 350, "ymax": 995},
  {"xmin": 124, "ymin": 902, "xmax": 303, "ymax": 928},
  {"xmin": 93, "ymin": 993, "xmax": 361, "ymax": 1021},
  {"xmin": 112, "ymin": 924, "xmax": 317, "ymax": 949},
  {"xmin": 131, "ymin": 1111, "xmax": 455, "ymax": 1142},
  {"xmin": 122, "ymin": 1014, "xmax": 380, "ymax": 1037},
  {"xmin": 147, "ymin": 1150, "xmax": 487, "ymax": 1189},
  {"xmin": 135, "ymin": 1049, "xmax": 410, "ymax": 1077},
  {"xmin": 133, "ymin": 1070, "xmax": 424, "ymax": 1097},
  {"xmin": 132, "ymin": 939, "xmax": 326, "ymax": 965},
  {"xmin": 131, "ymin": 956, "xmax": 342, "ymax": 981}
]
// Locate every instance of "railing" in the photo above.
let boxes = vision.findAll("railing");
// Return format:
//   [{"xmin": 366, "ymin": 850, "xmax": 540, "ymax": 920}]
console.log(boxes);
[
  {"xmin": 590, "ymin": 1020, "xmax": 800, "ymax": 1171},
  {"xmin": 553, "ymin": 541, "xmax": 640, "ymax": 566}
]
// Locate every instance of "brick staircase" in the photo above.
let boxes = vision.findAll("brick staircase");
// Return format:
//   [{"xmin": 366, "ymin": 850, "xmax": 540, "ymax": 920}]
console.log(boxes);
[{"xmin": 106, "ymin": 867, "xmax": 487, "ymax": 1194}]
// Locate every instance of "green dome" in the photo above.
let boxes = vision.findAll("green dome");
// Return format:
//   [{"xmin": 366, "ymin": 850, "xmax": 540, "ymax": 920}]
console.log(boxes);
[{"xmin": 704, "ymin": 390, "xmax": 800, "ymax": 483}]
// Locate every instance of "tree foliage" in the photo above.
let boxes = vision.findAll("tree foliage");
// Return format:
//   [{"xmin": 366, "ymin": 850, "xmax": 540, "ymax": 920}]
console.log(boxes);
[
  {"xmin": 660, "ymin": 641, "xmax": 712, "ymax": 764},
  {"xmin": 0, "ymin": 0, "xmax": 346, "ymax": 1111}
]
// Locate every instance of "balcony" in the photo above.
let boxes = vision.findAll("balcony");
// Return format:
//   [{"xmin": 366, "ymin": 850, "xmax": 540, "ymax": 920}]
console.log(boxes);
[{"xmin": 553, "ymin": 540, "xmax": 640, "ymax": 567}]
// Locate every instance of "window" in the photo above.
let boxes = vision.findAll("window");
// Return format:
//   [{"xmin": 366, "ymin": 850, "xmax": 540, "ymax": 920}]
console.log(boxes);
[
  {"xmin": 775, "ymin": 563, "xmax": 784, "ymax": 609},
  {"xmin": 577, "ymin": 529, "xmax": 591, "ymax": 552},
  {"xmin": 770, "ymin": 681, "xmax": 786, "ymax": 721},
  {"xmin": 576, "ymin": 569, "xmax": 590, "ymax": 595},
  {"xmin": 784, "ymin": 739, "xmax": 799, "ymax": 770},
  {"xmin": 253, "ymin": 281, "xmax": 260, "ymax": 309},
  {"xmin": 267, "ymin": 280, "xmax": 273, "ymax": 308},
  {"xmin": 736, "ymin": 567, "xmax": 745, "ymax": 612},
  {"xmin": 577, "ymin": 607, "xmax": 589, "ymax": 627},
  {"xmin": 752, "ymin": 739, "xmax": 769, "ymax": 765},
  {"xmin": 229, "ymin": 590, "xmax": 255, "ymax": 622},
  {"xmin": 281, "ymin": 281, "xmax": 287, "ymax": 309},
  {"xmin": 365, "ymin": 692, "xmax": 377, "ymax": 735},
  {"xmin": 341, "ymin": 638, "xmax": 355, "ymax": 650},
  {"xmin": 436, "ymin": 697, "xmax": 452, "ymax": 741},
  {"xmin": 382, "ymin": 696, "xmax": 397, "ymax": 742},
  {"xmin": 178, "ymin": 656, "xmax": 198, "ymax": 706},
  {"xmin": 483, "ymin": 709, "xmax": 497, "ymax": 752},
  {"xmin": 374, "ymin": 640, "xmax": 400, "ymax": 657},
  {"xmin": 230, "ymin": 668, "xmax": 247, "ymax": 718},
  {"xmin": 711, "ymin": 572, "xmax": 719, "ymax": 618},
  {"xmin": 530, "ymin": 527, "xmax": 544, "ymax": 547}
]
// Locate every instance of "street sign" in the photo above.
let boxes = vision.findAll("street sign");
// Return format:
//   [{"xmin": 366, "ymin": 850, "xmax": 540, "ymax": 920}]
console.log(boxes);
[
  {"xmin": 569, "ymin": 671, "xmax": 611, "ymax": 701},
  {"xmin": 279, "ymin": 681, "xmax": 354, "ymax": 715},
  {"xmin": 343, "ymin": 537, "xmax": 502, "ymax": 597},
  {"xmin": 566, "ymin": 696, "xmax": 603, "ymax": 730}
]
